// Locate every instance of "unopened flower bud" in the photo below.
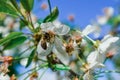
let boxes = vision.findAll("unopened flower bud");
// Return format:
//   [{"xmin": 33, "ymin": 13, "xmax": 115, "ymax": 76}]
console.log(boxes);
[
  {"xmin": 41, "ymin": 3, "xmax": 48, "ymax": 10},
  {"xmin": 106, "ymin": 51, "xmax": 114, "ymax": 58},
  {"xmin": 68, "ymin": 14, "xmax": 75, "ymax": 22}
]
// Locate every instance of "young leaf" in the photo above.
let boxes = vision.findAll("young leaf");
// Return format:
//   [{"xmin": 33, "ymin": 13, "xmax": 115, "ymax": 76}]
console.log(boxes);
[
  {"xmin": 26, "ymin": 48, "xmax": 36, "ymax": 68},
  {"xmin": 4, "ymin": 36, "xmax": 27, "ymax": 50},
  {"xmin": 20, "ymin": 0, "xmax": 34, "ymax": 12},
  {"xmin": 43, "ymin": 7, "xmax": 59, "ymax": 22},
  {"xmin": 0, "ymin": 32, "xmax": 23, "ymax": 46},
  {"xmin": 0, "ymin": 0, "xmax": 19, "ymax": 17}
]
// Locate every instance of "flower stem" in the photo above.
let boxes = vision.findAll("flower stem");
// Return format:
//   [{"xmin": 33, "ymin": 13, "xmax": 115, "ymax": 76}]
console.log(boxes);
[
  {"xmin": 17, "ymin": 63, "xmax": 48, "ymax": 78},
  {"xmin": 47, "ymin": 0, "xmax": 52, "ymax": 14}
]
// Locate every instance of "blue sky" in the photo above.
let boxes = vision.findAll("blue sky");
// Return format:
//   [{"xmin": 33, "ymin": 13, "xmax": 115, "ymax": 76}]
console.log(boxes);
[{"xmin": 33, "ymin": 0, "xmax": 120, "ymax": 27}]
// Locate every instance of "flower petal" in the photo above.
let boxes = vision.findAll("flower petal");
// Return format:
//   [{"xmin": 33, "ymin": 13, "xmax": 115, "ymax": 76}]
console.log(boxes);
[
  {"xmin": 40, "ymin": 43, "xmax": 54, "ymax": 56},
  {"xmin": 99, "ymin": 35, "xmax": 119, "ymax": 54},
  {"xmin": 41, "ymin": 22, "xmax": 54, "ymax": 32},
  {"xmin": 82, "ymin": 25, "xmax": 96, "ymax": 36},
  {"xmin": 53, "ymin": 37, "xmax": 70, "ymax": 65},
  {"xmin": 20, "ymin": 58, "xmax": 28, "ymax": 67},
  {"xmin": 54, "ymin": 24, "xmax": 70, "ymax": 35},
  {"xmin": 87, "ymin": 51, "xmax": 105, "ymax": 69},
  {"xmin": 83, "ymin": 71, "xmax": 94, "ymax": 80},
  {"xmin": 37, "ymin": 41, "xmax": 46, "ymax": 54},
  {"xmin": 0, "ymin": 73, "xmax": 10, "ymax": 80},
  {"xmin": 97, "ymin": 16, "xmax": 108, "ymax": 25}
]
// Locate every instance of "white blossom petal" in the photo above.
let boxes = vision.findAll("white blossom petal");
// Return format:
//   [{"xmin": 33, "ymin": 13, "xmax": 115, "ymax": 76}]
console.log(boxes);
[
  {"xmin": 83, "ymin": 71, "xmax": 94, "ymax": 80},
  {"xmin": 41, "ymin": 21, "xmax": 70, "ymax": 35},
  {"xmin": 87, "ymin": 51, "xmax": 105, "ymax": 69},
  {"xmin": 103, "ymin": 7, "xmax": 114, "ymax": 17},
  {"xmin": 37, "ymin": 41, "xmax": 46, "ymax": 54},
  {"xmin": 40, "ymin": 43, "xmax": 54, "ymax": 56},
  {"xmin": 53, "ymin": 37, "xmax": 70, "ymax": 65},
  {"xmin": 41, "ymin": 22, "xmax": 54, "ymax": 32},
  {"xmin": 97, "ymin": 16, "xmax": 108, "ymax": 25},
  {"xmin": 0, "ymin": 27, "xmax": 9, "ymax": 37},
  {"xmin": 13, "ymin": 22, "xmax": 20, "ymax": 31},
  {"xmin": 53, "ymin": 20, "xmax": 61, "ymax": 28},
  {"xmin": 82, "ymin": 25, "xmax": 96, "ymax": 36},
  {"xmin": 37, "ymin": 40, "xmax": 53, "ymax": 56},
  {"xmin": 34, "ymin": 23, "xmax": 40, "ymax": 29},
  {"xmin": 20, "ymin": 58, "xmax": 28, "ymax": 66},
  {"xmin": 4, "ymin": 17, "xmax": 14, "ymax": 26},
  {"xmin": 0, "ymin": 73, "xmax": 10, "ymax": 80},
  {"xmin": 98, "ymin": 35, "xmax": 119, "ymax": 54},
  {"xmin": 54, "ymin": 24, "xmax": 70, "ymax": 35}
]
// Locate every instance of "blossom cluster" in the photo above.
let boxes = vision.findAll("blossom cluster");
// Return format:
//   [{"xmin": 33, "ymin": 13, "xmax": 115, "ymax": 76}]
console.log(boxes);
[{"xmin": 0, "ymin": 1, "xmax": 120, "ymax": 80}]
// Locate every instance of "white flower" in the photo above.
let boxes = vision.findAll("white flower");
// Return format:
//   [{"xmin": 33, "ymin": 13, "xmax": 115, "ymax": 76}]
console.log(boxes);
[
  {"xmin": 3, "ymin": 49, "xmax": 15, "ymax": 56},
  {"xmin": 34, "ymin": 23, "xmax": 40, "ymax": 29},
  {"xmin": 37, "ymin": 37, "xmax": 70, "ymax": 65},
  {"xmin": 83, "ymin": 35, "xmax": 119, "ymax": 80},
  {"xmin": 103, "ymin": 7, "xmax": 114, "ymax": 17},
  {"xmin": 87, "ymin": 51, "xmax": 105, "ymax": 69},
  {"xmin": 87, "ymin": 35, "xmax": 119, "ymax": 68},
  {"xmin": 82, "ymin": 25, "xmax": 95, "ymax": 36},
  {"xmin": 97, "ymin": 15, "xmax": 108, "ymax": 25},
  {"xmin": 37, "ymin": 21, "xmax": 70, "ymax": 65},
  {"xmin": 20, "ymin": 58, "xmax": 28, "ymax": 66},
  {"xmin": 93, "ymin": 23, "xmax": 101, "ymax": 38},
  {"xmin": 83, "ymin": 71, "xmax": 94, "ymax": 80},
  {"xmin": 4, "ymin": 17, "xmax": 14, "ymax": 26},
  {"xmin": 97, "ymin": 7, "xmax": 114, "ymax": 25},
  {"xmin": 0, "ymin": 26, "xmax": 9, "ymax": 37},
  {"xmin": 37, "ymin": 40, "xmax": 53, "ymax": 56},
  {"xmin": 0, "ymin": 73, "xmax": 10, "ymax": 80},
  {"xmin": 53, "ymin": 37, "xmax": 70, "ymax": 65},
  {"xmin": 81, "ymin": 25, "xmax": 99, "ymax": 37},
  {"xmin": 98, "ymin": 34, "xmax": 119, "ymax": 54},
  {"xmin": 12, "ymin": 22, "xmax": 20, "ymax": 31},
  {"xmin": 41, "ymin": 21, "xmax": 70, "ymax": 35},
  {"xmin": 31, "ymin": 14, "xmax": 37, "ymax": 24}
]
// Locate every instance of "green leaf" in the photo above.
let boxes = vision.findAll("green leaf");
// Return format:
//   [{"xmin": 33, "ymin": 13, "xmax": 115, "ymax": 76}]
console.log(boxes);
[
  {"xmin": 20, "ymin": 0, "xmax": 34, "ymax": 12},
  {"xmin": 9, "ymin": 0, "xmax": 19, "ymax": 11},
  {"xmin": 43, "ymin": 7, "xmax": 59, "ymax": 22},
  {"xmin": 108, "ymin": 15, "xmax": 120, "ymax": 28},
  {"xmin": 4, "ymin": 36, "xmax": 27, "ymax": 50},
  {"xmin": 53, "ymin": 64, "xmax": 70, "ymax": 71},
  {"xmin": 0, "ymin": 32, "xmax": 23, "ymax": 46},
  {"xmin": 0, "ymin": 0, "xmax": 19, "ymax": 17},
  {"xmin": 19, "ymin": 20, "xmax": 26, "ymax": 30},
  {"xmin": 26, "ymin": 48, "xmax": 36, "ymax": 68}
]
